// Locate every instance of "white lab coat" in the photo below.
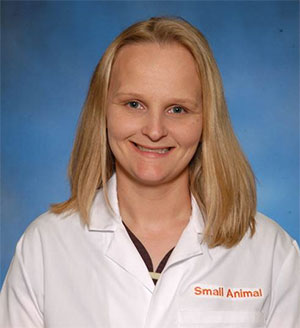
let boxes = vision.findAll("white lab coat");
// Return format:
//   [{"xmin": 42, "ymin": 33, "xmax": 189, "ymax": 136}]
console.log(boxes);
[{"xmin": 1, "ymin": 174, "xmax": 300, "ymax": 328}]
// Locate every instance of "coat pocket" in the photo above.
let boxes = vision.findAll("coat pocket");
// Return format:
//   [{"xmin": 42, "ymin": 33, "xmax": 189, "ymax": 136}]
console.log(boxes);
[{"xmin": 178, "ymin": 310, "xmax": 266, "ymax": 327}]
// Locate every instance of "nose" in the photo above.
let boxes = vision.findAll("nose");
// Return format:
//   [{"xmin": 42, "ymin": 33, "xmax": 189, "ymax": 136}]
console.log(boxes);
[{"xmin": 141, "ymin": 111, "xmax": 168, "ymax": 142}]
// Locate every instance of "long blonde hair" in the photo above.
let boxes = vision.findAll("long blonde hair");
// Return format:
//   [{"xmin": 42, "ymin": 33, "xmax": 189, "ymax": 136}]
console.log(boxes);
[{"xmin": 51, "ymin": 16, "xmax": 256, "ymax": 248}]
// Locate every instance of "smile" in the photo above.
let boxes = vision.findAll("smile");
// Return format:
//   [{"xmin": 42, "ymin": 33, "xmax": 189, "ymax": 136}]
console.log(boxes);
[
  {"xmin": 137, "ymin": 145, "xmax": 170, "ymax": 154},
  {"xmin": 132, "ymin": 142, "xmax": 173, "ymax": 155}
]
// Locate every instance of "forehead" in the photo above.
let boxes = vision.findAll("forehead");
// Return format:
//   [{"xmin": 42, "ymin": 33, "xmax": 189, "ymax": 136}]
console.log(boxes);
[{"xmin": 108, "ymin": 42, "xmax": 201, "ymax": 101}]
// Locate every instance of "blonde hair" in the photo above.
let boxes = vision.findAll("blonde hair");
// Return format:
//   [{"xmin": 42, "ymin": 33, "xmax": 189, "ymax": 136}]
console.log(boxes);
[{"xmin": 51, "ymin": 16, "xmax": 256, "ymax": 248}]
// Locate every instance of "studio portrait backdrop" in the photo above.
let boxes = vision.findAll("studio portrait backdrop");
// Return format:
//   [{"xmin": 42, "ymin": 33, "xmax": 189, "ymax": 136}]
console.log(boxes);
[{"xmin": 1, "ymin": 1, "xmax": 299, "ymax": 287}]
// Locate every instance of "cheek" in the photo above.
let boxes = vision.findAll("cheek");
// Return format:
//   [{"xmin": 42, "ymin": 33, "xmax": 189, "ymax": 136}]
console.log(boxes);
[
  {"xmin": 106, "ymin": 109, "xmax": 121, "ymax": 150},
  {"xmin": 106, "ymin": 108, "xmax": 138, "ymax": 144},
  {"xmin": 179, "ymin": 119, "xmax": 202, "ymax": 149},
  {"xmin": 107, "ymin": 122, "xmax": 136, "ymax": 143}
]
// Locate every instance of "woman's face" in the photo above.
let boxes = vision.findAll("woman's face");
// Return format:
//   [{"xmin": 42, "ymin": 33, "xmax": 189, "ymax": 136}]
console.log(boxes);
[{"xmin": 106, "ymin": 42, "xmax": 202, "ymax": 186}]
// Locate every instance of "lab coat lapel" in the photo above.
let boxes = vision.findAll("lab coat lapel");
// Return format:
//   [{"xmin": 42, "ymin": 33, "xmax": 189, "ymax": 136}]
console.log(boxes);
[
  {"xmin": 106, "ymin": 227, "xmax": 155, "ymax": 293},
  {"xmin": 88, "ymin": 174, "xmax": 154, "ymax": 293}
]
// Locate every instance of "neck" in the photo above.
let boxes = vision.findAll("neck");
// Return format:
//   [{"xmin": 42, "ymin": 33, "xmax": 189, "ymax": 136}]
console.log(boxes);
[{"xmin": 116, "ymin": 169, "xmax": 192, "ymax": 231}]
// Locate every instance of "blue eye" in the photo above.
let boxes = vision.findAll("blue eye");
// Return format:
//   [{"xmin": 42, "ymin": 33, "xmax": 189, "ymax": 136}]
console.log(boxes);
[
  {"xmin": 169, "ymin": 106, "xmax": 186, "ymax": 114},
  {"xmin": 127, "ymin": 101, "xmax": 141, "ymax": 109}
]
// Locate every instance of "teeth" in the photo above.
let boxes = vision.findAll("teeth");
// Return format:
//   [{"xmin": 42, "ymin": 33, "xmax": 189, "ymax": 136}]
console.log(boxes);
[{"xmin": 136, "ymin": 145, "xmax": 170, "ymax": 154}]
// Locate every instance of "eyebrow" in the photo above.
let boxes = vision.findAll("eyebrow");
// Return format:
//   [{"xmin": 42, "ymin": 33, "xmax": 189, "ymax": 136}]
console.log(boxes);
[{"xmin": 113, "ymin": 92, "xmax": 200, "ymax": 108}]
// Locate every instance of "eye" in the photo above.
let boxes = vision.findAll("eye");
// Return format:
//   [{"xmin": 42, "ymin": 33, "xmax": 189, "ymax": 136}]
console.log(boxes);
[
  {"xmin": 168, "ymin": 106, "xmax": 186, "ymax": 114},
  {"xmin": 126, "ymin": 101, "xmax": 142, "ymax": 109}
]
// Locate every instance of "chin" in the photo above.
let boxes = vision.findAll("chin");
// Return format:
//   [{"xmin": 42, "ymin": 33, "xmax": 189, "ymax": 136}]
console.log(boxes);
[
  {"xmin": 132, "ymin": 166, "xmax": 188, "ymax": 187},
  {"xmin": 133, "ymin": 172, "xmax": 169, "ymax": 186},
  {"xmin": 129, "ymin": 165, "xmax": 177, "ymax": 185},
  {"xmin": 116, "ymin": 161, "xmax": 188, "ymax": 186}
]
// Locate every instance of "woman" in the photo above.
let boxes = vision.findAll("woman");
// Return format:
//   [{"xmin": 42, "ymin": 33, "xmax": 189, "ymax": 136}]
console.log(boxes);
[{"xmin": 1, "ymin": 16, "xmax": 299, "ymax": 327}]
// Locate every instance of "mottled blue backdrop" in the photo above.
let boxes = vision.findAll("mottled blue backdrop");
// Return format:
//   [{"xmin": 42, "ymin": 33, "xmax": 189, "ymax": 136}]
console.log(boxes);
[{"xmin": 1, "ymin": 1, "xmax": 299, "ymax": 286}]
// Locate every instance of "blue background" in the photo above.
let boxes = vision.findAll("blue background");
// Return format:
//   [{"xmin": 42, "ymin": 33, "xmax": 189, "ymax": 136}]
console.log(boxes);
[{"xmin": 1, "ymin": 1, "xmax": 299, "ymax": 287}]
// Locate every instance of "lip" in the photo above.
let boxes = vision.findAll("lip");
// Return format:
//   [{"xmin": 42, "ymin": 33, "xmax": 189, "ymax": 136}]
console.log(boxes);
[{"xmin": 130, "ymin": 141, "xmax": 174, "ymax": 158}]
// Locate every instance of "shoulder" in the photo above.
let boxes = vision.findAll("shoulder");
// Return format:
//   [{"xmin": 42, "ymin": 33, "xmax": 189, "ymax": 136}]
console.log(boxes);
[
  {"xmin": 241, "ymin": 212, "xmax": 300, "ymax": 267},
  {"xmin": 17, "ymin": 210, "xmax": 84, "ymax": 254},
  {"xmin": 24, "ymin": 209, "xmax": 82, "ymax": 234},
  {"xmin": 253, "ymin": 212, "xmax": 298, "ymax": 250}
]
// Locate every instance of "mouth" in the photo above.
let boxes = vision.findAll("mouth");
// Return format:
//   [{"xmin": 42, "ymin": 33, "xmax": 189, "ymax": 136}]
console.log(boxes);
[{"xmin": 131, "ymin": 142, "xmax": 173, "ymax": 154}]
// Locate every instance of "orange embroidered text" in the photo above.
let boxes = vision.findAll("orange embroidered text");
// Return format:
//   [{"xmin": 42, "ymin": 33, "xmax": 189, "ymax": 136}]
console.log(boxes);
[{"xmin": 194, "ymin": 285, "xmax": 263, "ymax": 299}]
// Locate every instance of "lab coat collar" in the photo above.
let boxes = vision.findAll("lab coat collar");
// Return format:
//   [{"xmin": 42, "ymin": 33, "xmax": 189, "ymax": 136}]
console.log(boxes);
[
  {"xmin": 190, "ymin": 195, "xmax": 205, "ymax": 234},
  {"xmin": 190, "ymin": 197, "xmax": 213, "ymax": 261},
  {"xmin": 163, "ymin": 197, "xmax": 208, "ymax": 269},
  {"xmin": 87, "ymin": 173, "xmax": 210, "ymax": 259},
  {"xmin": 88, "ymin": 173, "xmax": 121, "ymax": 231},
  {"xmin": 88, "ymin": 173, "xmax": 206, "ymax": 235}
]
